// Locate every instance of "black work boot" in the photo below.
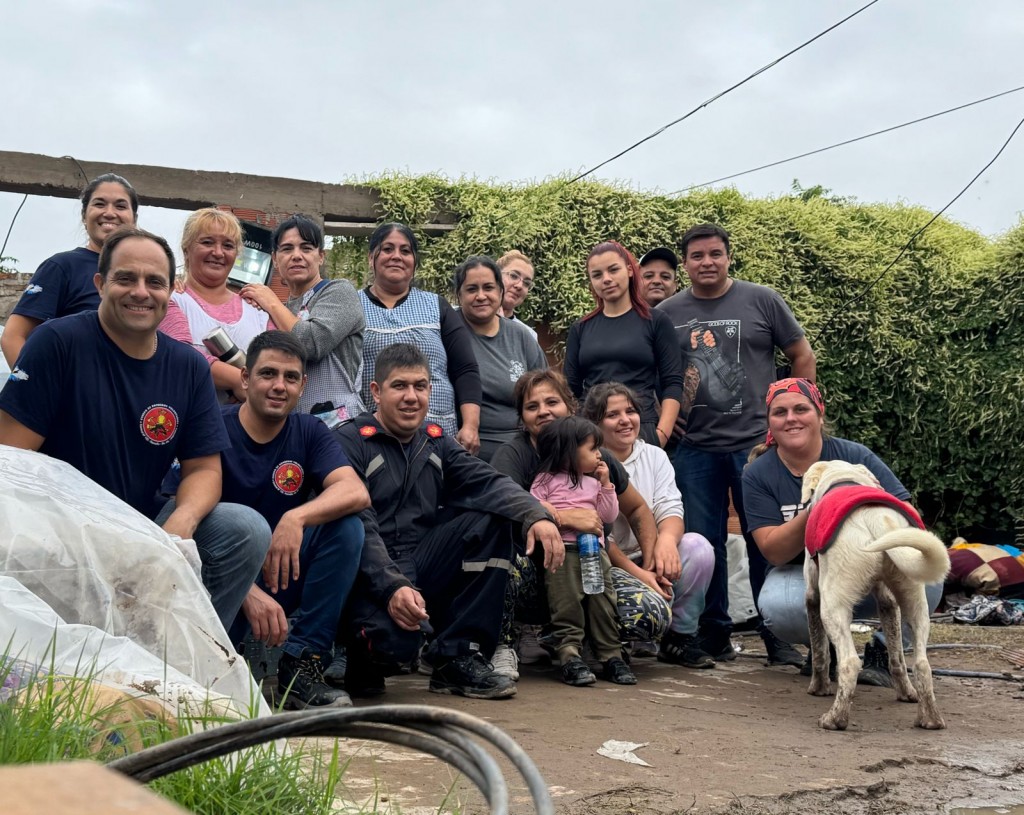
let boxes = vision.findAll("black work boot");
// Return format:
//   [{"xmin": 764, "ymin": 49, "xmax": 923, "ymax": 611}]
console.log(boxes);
[
  {"xmin": 698, "ymin": 629, "xmax": 737, "ymax": 662},
  {"xmin": 857, "ymin": 637, "xmax": 895, "ymax": 688},
  {"xmin": 276, "ymin": 650, "xmax": 353, "ymax": 709},
  {"xmin": 759, "ymin": 624, "xmax": 805, "ymax": 668},
  {"xmin": 429, "ymin": 652, "xmax": 517, "ymax": 699},
  {"xmin": 343, "ymin": 641, "xmax": 387, "ymax": 698}
]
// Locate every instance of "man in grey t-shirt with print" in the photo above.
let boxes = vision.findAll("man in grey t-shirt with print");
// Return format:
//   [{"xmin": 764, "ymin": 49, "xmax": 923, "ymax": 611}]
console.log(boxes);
[{"xmin": 658, "ymin": 223, "xmax": 816, "ymax": 666}]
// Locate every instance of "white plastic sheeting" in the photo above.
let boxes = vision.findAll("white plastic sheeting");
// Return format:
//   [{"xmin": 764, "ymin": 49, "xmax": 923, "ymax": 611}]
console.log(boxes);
[{"xmin": 0, "ymin": 445, "xmax": 268, "ymax": 716}]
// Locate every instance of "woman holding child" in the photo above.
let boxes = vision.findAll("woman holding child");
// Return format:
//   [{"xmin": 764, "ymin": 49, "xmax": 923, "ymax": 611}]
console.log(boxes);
[{"xmin": 742, "ymin": 377, "xmax": 943, "ymax": 684}]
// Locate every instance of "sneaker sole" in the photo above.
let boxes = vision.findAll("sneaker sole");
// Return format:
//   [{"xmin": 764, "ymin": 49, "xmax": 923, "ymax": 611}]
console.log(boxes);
[
  {"xmin": 562, "ymin": 674, "xmax": 597, "ymax": 687},
  {"xmin": 428, "ymin": 682, "xmax": 518, "ymax": 699},
  {"xmin": 658, "ymin": 654, "xmax": 716, "ymax": 669},
  {"xmin": 276, "ymin": 693, "xmax": 353, "ymax": 710}
]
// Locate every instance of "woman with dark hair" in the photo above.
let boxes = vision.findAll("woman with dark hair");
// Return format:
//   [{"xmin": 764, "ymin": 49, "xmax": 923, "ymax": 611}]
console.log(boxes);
[
  {"xmin": 2, "ymin": 173, "xmax": 139, "ymax": 366},
  {"xmin": 563, "ymin": 241, "xmax": 683, "ymax": 447},
  {"xmin": 583, "ymin": 382, "xmax": 717, "ymax": 668},
  {"xmin": 487, "ymin": 369, "xmax": 673, "ymax": 679},
  {"xmin": 359, "ymin": 223, "xmax": 482, "ymax": 450},
  {"xmin": 454, "ymin": 255, "xmax": 546, "ymax": 461},
  {"xmin": 159, "ymin": 208, "xmax": 270, "ymax": 403},
  {"xmin": 239, "ymin": 214, "xmax": 365, "ymax": 425},
  {"xmin": 743, "ymin": 378, "xmax": 943, "ymax": 685}
]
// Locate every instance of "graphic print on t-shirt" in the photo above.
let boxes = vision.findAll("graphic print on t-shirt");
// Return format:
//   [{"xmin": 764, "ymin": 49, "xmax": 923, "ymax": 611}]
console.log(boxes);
[
  {"xmin": 682, "ymin": 318, "xmax": 747, "ymax": 415},
  {"xmin": 273, "ymin": 460, "xmax": 304, "ymax": 495},
  {"xmin": 140, "ymin": 405, "xmax": 179, "ymax": 445}
]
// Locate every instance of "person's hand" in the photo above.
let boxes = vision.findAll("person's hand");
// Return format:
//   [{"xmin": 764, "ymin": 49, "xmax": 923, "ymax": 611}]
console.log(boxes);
[
  {"xmin": 634, "ymin": 566, "xmax": 673, "ymax": 601},
  {"xmin": 455, "ymin": 425, "xmax": 480, "ymax": 456},
  {"xmin": 644, "ymin": 535, "xmax": 682, "ymax": 581},
  {"xmin": 526, "ymin": 519, "xmax": 565, "ymax": 572},
  {"xmin": 557, "ymin": 508, "xmax": 603, "ymax": 535},
  {"xmin": 242, "ymin": 585, "xmax": 289, "ymax": 646},
  {"xmin": 239, "ymin": 283, "xmax": 279, "ymax": 312},
  {"xmin": 387, "ymin": 586, "xmax": 429, "ymax": 631},
  {"xmin": 263, "ymin": 515, "xmax": 304, "ymax": 593},
  {"xmin": 594, "ymin": 460, "xmax": 611, "ymax": 487}
]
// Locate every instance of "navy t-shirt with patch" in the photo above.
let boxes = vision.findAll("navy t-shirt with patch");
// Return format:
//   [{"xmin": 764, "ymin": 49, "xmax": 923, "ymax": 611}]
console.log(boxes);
[
  {"xmin": 219, "ymin": 405, "xmax": 351, "ymax": 529},
  {"xmin": 0, "ymin": 311, "xmax": 228, "ymax": 519},
  {"xmin": 12, "ymin": 247, "xmax": 101, "ymax": 324}
]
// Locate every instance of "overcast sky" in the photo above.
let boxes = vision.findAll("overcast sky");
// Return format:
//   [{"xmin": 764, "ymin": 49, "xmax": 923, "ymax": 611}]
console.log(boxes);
[{"xmin": 2, "ymin": 0, "xmax": 1023, "ymax": 275}]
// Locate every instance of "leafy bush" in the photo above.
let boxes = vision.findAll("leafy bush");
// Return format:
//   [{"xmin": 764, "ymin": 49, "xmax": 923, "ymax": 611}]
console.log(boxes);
[{"xmin": 325, "ymin": 175, "xmax": 1023, "ymax": 538}]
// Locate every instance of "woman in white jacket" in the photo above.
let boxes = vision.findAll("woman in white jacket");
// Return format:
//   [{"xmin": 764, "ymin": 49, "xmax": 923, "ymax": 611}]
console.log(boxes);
[{"xmin": 583, "ymin": 382, "xmax": 716, "ymax": 668}]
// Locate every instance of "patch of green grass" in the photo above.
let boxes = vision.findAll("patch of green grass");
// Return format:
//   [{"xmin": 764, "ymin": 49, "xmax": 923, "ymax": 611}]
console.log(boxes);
[{"xmin": 1, "ymin": 651, "xmax": 345, "ymax": 815}]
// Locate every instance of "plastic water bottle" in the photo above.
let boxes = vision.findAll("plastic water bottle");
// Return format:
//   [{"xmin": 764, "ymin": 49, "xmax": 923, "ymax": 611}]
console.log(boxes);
[{"xmin": 578, "ymin": 533, "xmax": 605, "ymax": 595}]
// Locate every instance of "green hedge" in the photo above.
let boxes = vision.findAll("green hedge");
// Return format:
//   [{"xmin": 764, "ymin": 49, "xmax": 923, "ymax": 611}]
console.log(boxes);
[{"xmin": 326, "ymin": 175, "xmax": 1023, "ymax": 538}]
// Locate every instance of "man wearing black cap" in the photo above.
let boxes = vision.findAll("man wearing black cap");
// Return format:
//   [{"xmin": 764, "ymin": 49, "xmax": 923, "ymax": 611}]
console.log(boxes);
[{"xmin": 639, "ymin": 247, "xmax": 680, "ymax": 307}]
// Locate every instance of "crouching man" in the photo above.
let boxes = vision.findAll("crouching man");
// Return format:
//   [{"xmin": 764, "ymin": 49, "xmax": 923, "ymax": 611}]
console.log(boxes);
[
  {"xmin": 334, "ymin": 343, "xmax": 562, "ymax": 700},
  {"xmin": 211, "ymin": 330, "xmax": 368, "ymax": 708},
  {"xmin": 0, "ymin": 227, "xmax": 269, "ymax": 631}
]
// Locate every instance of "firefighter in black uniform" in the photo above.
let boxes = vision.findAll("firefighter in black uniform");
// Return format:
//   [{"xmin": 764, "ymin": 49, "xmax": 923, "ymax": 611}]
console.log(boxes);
[{"xmin": 334, "ymin": 343, "xmax": 563, "ymax": 699}]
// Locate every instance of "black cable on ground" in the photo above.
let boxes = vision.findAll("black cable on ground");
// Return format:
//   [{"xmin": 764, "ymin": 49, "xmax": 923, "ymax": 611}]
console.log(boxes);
[
  {"xmin": 107, "ymin": 704, "xmax": 553, "ymax": 815},
  {"xmin": 670, "ymin": 85, "xmax": 1024, "ymax": 194},
  {"xmin": 566, "ymin": 0, "xmax": 880, "ymax": 184}
]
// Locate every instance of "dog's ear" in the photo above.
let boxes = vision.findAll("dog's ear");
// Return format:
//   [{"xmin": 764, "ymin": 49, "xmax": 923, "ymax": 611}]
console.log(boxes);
[
  {"xmin": 801, "ymin": 461, "xmax": 831, "ymax": 504},
  {"xmin": 852, "ymin": 464, "xmax": 881, "ymax": 488}
]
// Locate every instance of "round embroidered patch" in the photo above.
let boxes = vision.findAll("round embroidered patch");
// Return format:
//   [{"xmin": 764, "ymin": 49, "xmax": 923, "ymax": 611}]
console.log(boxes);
[
  {"xmin": 273, "ymin": 461, "xmax": 304, "ymax": 495},
  {"xmin": 426, "ymin": 424, "xmax": 443, "ymax": 438},
  {"xmin": 359, "ymin": 425, "xmax": 378, "ymax": 437},
  {"xmin": 140, "ymin": 404, "xmax": 179, "ymax": 445}
]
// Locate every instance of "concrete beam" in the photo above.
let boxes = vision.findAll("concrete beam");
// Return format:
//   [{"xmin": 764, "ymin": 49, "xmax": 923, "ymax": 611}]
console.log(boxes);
[{"xmin": 0, "ymin": 151, "xmax": 458, "ymax": 232}]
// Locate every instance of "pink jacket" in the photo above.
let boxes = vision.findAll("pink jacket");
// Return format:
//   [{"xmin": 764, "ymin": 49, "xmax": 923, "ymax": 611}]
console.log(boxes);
[{"xmin": 530, "ymin": 472, "xmax": 619, "ymax": 546}]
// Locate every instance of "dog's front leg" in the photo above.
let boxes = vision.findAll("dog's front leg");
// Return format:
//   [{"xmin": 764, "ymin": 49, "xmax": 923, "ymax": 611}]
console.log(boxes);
[
  {"xmin": 818, "ymin": 567, "xmax": 859, "ymax": 731},
  {"xmin": 804, "ymin": 558, "xmax": 831, "ymax": 697},
  {"xmin": 877, "ymin": 584, "xmax": 916, "ymax": 702}
]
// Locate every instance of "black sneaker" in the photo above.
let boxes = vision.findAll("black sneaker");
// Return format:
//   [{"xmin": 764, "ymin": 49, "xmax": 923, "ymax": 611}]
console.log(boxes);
[
  {"xmin": 602, "ymin": 656, "xmax": 637, "ymax": 685},
  {"xmin": 658, "ymin": 631, "xmax": 715, "ymax": 669},
  {"xmin": 760, "ymin": 625, "xmax": 805, "ymax": 668},
  {"xmin": 323, "ymin": 647, "xmax": 347, "ymax": 687},
  {"xmin": 858, "ymin": 638, "xmax": 894, "ymax": 688},
  {"xmin": 276, "ymin": 650, "xmax": 353, "ymax": 709},
  {"xmin": 429, "ymin": 652, "xmax": 517, "ymax": 699},
  {"xmin": 560, "ymin": 656, "xmax": 597, "ymax": 686},
  {"xmin": 699, "ymin": 631, "xmax": 737, "ymax": 662}
]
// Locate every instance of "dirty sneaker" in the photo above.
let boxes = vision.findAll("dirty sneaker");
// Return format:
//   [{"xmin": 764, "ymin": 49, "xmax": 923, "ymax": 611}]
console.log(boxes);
[
  {"xmin": 560, "ymin": 656, "xmax": 597, "ymax": 686},
  {"xmin": 858, "ymin": 637, "xmax": 894, "ymax": 688},
  {"xmin": 490, "ymin": 644, "xmax": 520, "ymax": 681},
  {"xmin": 429, "ymin": 652, "xmax": 517, "ymax": 699},
  {"xmin": 658, "ymin": 631, "xmax": 715, "ymax": 669},
  {"xmin": 323, "ymin": 647, "xmax": 347, "ymax": 687},
  {"xmin": 699, "ymin": 631, "xmax": 738, "ymax": 662},
  {"xmin": 602, "ymin": 656, "xmax": 637, "ymax": 685},
  {"xmin": 277, "ymin": 650, "xmax": 353, "ymax": 709},
  {"xmin": 760, "ymin": 625, "xmax": 805, "ymax": 668},
  {"xmin": 517, "ymin": 625, "xmax": 549, "ymax": 664}
]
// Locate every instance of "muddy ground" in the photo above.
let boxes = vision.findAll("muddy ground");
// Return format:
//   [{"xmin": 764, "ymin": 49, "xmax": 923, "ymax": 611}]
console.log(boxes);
[{"xmin": 315, "ymin": 623, "xmax": 1024, "ymax": 815}]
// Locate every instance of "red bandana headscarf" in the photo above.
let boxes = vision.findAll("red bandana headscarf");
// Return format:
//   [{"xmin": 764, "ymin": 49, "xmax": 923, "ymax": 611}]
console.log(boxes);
[{"xmin": 764, "ymin": 378, "xmax": 824, "ymax": 446}]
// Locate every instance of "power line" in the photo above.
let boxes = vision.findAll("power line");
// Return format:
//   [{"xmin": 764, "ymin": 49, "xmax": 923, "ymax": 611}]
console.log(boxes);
[
  {"xmin": 566, "ymin": 0, "xmax": 881, "ymax": 184},
  {"xmin": 670, "ymin": 85, "xmax": 1024, "ymax": 194},
  {"xmin": 812, "ymin": 109, "xmax": 1024, "ymax": 344}
]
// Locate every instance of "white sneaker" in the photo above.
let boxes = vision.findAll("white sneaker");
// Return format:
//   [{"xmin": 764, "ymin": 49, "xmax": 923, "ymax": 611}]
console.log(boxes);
[
  {"xmin": 517, "ymin": 625, "xmax": 548, "ymax": 665},
  {"xmin": 490, "ymin": 644, "xmax": 520, "ymax": 681}
]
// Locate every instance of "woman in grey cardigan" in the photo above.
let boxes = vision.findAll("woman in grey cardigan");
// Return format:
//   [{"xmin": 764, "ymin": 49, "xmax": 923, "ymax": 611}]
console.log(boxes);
[{"xmin": 240, "ymin": 215, "xmax": 364, "ymax": 426}]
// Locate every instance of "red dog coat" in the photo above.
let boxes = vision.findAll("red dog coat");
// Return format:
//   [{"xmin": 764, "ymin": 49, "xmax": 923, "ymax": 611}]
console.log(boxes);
[{"xmin": 805, "ymin": 484, "xmax": 924, "ymax": 557}]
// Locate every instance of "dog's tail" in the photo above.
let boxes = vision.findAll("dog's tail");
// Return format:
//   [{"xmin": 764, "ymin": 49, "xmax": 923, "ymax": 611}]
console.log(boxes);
[{"xmin": 864, "ymin": 529, "xmax": 950, "ymax": 584}]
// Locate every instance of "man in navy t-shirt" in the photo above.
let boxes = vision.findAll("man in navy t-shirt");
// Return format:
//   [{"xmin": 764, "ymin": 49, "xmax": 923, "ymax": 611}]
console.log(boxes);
[
  {"xmin": 216, "ymin": 330, "xmax": 369, "ymax": 709},
  {"xmin": 0, "ymin": 227, "xmax": 270, "ymax": 631}
]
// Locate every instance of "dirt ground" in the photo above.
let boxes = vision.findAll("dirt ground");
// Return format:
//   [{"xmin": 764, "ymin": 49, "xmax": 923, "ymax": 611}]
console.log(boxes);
[{"xmin": 318, "ymin": 623, "xmax": 1024, "ymax": 815}]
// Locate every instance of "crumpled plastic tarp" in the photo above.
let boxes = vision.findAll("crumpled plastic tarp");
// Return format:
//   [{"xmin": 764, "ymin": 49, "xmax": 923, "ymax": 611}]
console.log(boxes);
[{"xmin": 0, "ymin": 444, "xmax": 268, "ymax": 716}]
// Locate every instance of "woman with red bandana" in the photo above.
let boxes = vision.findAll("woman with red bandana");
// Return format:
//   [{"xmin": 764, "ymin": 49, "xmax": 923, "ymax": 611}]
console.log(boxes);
[{"xmin": 742, "ymin": 378, "xmax": 942, "ymax": 685}]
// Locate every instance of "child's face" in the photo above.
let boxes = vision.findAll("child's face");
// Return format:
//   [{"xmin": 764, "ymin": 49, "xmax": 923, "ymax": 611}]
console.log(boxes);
[{"xmin": 576, "ymin": 437, "xmax": 603, "ymax": 476}]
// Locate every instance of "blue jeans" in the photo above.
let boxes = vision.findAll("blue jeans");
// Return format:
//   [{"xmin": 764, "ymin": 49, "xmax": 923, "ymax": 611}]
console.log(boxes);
[
  {"xmin": 672, "ymin": 444, "xmax": 769, "ymax": 636},
  {"xmin": 156, "ymin": 499, "xmax": 271, "ymax": 631},
  {"xmin": 231, "ymin": 515, "xmax": 365, "ymax": 659},
  {"xmin": 758, "ymin": 564, "xmax": 944, "ymax": 648}
]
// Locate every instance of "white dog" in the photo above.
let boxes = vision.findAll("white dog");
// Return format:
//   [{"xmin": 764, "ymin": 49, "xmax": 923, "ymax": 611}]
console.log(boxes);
[{"xmin": 800, "ymin": 460, "xmax": 950, "ymax": 731}]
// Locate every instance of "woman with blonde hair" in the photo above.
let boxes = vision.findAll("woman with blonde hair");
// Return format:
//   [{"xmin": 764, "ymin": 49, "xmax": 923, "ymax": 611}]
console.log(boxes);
[
  {"xmin": 159, "ymin": 208, "xmax": 270, "ymax": 402},
  {"xmin": 496, "ymin": 250, "xmax": 537, "ymax": 338}
]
